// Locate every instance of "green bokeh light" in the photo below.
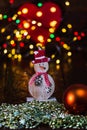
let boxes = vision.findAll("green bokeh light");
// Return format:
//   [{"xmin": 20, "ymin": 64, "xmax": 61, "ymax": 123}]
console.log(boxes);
[
  {"xmin": 16, "ymin": 19, "xmax": 20, "ymax": 24},
  {"xmin": 50, "ymin": 33, "xmax": 55, "ymax": 39},
  {"xmin": 3, "ymin": 15, "xmax": 8, "ymax": 19},
  {"xmin": 37, "ymin": 2, "xmax": 43, "ymax": 7}
]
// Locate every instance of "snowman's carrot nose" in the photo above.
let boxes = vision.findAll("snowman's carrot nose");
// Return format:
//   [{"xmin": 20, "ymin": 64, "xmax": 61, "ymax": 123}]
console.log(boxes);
[{"xmin": 40, "ymin": 66, "xmax": 46, "ymax": 70}]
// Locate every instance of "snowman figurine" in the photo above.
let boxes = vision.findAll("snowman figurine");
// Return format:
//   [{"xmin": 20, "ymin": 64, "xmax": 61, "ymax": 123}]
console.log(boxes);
[{"xmin": 28, "ymin": 48, "xmax": 55, "ymax": 101}]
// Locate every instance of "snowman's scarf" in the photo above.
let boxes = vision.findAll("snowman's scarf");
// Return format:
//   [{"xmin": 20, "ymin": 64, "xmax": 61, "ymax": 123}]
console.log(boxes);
[{"xmin": 29, "ymin": 72, "xmax": 51, "ymax": 87}]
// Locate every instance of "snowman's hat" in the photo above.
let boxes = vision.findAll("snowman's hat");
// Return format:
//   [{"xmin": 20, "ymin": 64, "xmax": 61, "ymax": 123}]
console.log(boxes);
[{"xmin": 32, "ymin": 48, "xmax": 50, "ymax": 64}]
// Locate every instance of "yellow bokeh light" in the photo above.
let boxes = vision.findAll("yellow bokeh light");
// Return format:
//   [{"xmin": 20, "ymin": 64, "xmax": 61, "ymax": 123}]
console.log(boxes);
[
  {"xmin": 17, "ymin": 11, "xmax": 22, "ymax": 15},
  {"xmin": 67, "ymin": 51, "xmax": 72, "ymax": 56},
  {"xmin": 4, "ymin": 49, "xmax": 7, "ymax": 54},
  {"xmin": 47, "ymin": 38, "xmax": 52, "ymax": 42},
  {"xmin": 11, "ymin": 49, "xmax": 15, "ymax": 55},
  {"xmin": 14, "ymin": 54, "xmax": 18, "ymax": 59},
  {"xmin": 29, "ymin": 50, "xmax": 34, "ymax": 55},
  {"xmin": 68, "ymin": 58, "xmax": 72, "ymax": 63},
  {"xmin": 37, "ymin": 22, "xmax": 42, "ymax": 27},
  {"xmin": 17, "ymin": 54, "xmax": 22, "ymax": 62},
  {"xmin": 49, "ymin": 28, "xmax": 55, "ymax": 33},
  {"xmin": 61, "ymin": 28, "xmax": 67, "ymax": 33},
  {"xmin": 20, "ymin": 30, "xmax": 25, "ymax": 34},
  {"xmin": 18, "ymin": 58, "xmax": 22, "ymax": 62},
  {"xmin": 36, "ymin": 11, "xmax": 43, "ymax": 17},
  {"xmin": 26, "ymin": 35, "xmax": 31, "ymax": 39},
  {"xmin": 50, "ymin": 7, "xmax": 56, "ymax": 13},
  {"xmin": 73, "ymin": 37, "xmax": 77, "ymax": 41},
  {"xmin": 51, "ymin": 54, "xmax": 55, "ymax": 59},
  {"xmin": 37, "ymin": 35, "xmax": 44, "ymax": 42},
  {"xmin": 23, "ymin": 21, "xmax": 30, "ymax": 29},
  {"xmin": 0, "ymin": 14, "xmax": 3, "ymax": 20},
  {"xmin": 29, "ymin": 61, "xmax": 34, "ymax": 68},
  {"xmin": 32, "ymin": 20, "xmax": 37, "ymax": 24},
  {"xmin": 22, "ymin": 8, "xmax": 28, "ymax": 14},
  {"xmin": 8, "ymin": 53, "xmax": 12, "ymax": 58},
  {"xmin": 6, "ymin": 35, "xmax": 11, "ymax": 40},
  {"xmin": 18, "ymin": 54, "xmax": 22, "ymax": 59},
  {"xmin": 13, "ymin": 29, "xmax": 18, "ymax": 34},
  {"xmin": 50, "ymin": 20, "xmax": 57, "ymax": 27},
  {"xmin": 15, "ymin": 31, "xmax": 22, "ymax": 38},
  {"xmin": 23, "ymin": 31, "xmax": 28, "ymax": 36},
  {"xmin": 3, "ymin": 63, "xmax": 7, "ymax": 69},
  {"xmin": 63, "ymin": 44, "xmax": 70, "ymax": 50},
  {"xmin": 65, "ymin": 1, "xmax": 70, "ymax": 6},
  {"xmin": 15, "ymin": 31, "xmax": 20, "ymax": 35},
  {"xmin": 12, "ymin": 14, "xmax": 18, "ymax": 20},
  {"xmin": 10, "ymin": 40, "xmax": 15, "ymax": 45},
  {"xmin": 56, "ymin": 65, "xmax": 60, "ymax": 70},
  {"xmin": 31, "ymin": 26, "xmax": 36, "ymax": 30},
  {"xmin": 17, "ymin": 37, "xmax": 22, "ymax": 41},
  {"xmin": 56, "ymin": 59, "xmax": 60, "ymax": 64},
  {"xmin": 1, "ymin": 28, "xmax": 6, "ymax": 33},
  {"xmin": 29, "ymin": 44, "xmax": 34, "ymax": 49},
  {"xmin": 67, "ymin": 24, "xmax": 72, "ymax": 29}
]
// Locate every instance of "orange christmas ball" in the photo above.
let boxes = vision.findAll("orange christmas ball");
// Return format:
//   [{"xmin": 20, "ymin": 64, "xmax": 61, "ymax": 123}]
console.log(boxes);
[{"xmin": 63, "ymin": 84, "xmax": 87, "ymax": 115}]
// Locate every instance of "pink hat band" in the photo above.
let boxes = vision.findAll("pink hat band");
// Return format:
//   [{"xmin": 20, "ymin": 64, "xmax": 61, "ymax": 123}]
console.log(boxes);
[
  {"xmin": 32, "ymin": 49, "xmax": 50, "ymax": 64},
  {"xmin": 32, "ymin": 57, "xmax": 50, "ymax": 64}
]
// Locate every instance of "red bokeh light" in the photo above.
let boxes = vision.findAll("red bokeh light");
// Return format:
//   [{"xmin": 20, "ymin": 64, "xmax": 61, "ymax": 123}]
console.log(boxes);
[
  {"xmin": 74, "ymin": 31, "xmax": 78, "ymax": 36},
  {"xmin": 19, "ymin": 42, "xmax": 24, "ymax": 47},
  {"xmin": 3, "ymin": 43, "xmax": 7, "ymax": 48},
  {"xmin": 55, "ymin": 37, "xmax": 61, "ymax": 42}
]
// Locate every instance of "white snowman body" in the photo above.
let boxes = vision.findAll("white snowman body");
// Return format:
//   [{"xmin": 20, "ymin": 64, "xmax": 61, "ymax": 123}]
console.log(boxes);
[{"xmin": 28, "ymin": 49, "xmax": 55, "ymax": 100}]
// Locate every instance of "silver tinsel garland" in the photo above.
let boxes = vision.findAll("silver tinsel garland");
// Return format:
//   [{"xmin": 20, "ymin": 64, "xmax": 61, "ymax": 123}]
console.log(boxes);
[{"xmin": 0, "ymin": 100, "xmax": 87, "ymax": 129}]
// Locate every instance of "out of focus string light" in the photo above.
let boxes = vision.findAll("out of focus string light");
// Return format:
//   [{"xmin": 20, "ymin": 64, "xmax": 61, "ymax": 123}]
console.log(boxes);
[
  {"xmin": 0, "ymin": 1, "xmax": 86, "ymax": 63},
  {"xmin": 9, "ymin": 0, "xmax": 14, "ymax": 4},
  {"xmin": 37, "ymin": 2, "xmax": 43, "ymax": 7},
  {"xmin": 50, "ymin": 7, "xmax": 57, "ymax": 13},
  {"xmin": 67, "ymin": 24, "xmax": 72, "ymax": 29},
  {"xmin": 56, "ymin": 59, "xmax": 60, "ymax": 64},
  {"xmin": 22, "ymin": 8, "xmax": 28, "ymax": 14},
  {"xmin": 65, "ymin": 1, "xmax": 70, "ymax": 6},
  {"xmin": 50, "ymin": 34, "xmax": 55, "ymax": 39},
  {"xmin": 67, "ymin": 51, "xmax": 72, "ymax": 56},
  {"xmin": 3, "ymin": 43, "xmax": 7, "ymax": 48},
  {"xmin": 73, "ymin": 31, "xmax": 86, "ymax": 41},
  {"xmin": 61, "ymin": 28, "xmax": 67, "ymax": 33}
]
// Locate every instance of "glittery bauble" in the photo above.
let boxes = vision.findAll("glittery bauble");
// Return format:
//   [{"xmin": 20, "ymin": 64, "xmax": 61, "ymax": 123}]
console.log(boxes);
[{"xmin": 63, "ymin": 84, "xmax": 87, "ymax": 115}]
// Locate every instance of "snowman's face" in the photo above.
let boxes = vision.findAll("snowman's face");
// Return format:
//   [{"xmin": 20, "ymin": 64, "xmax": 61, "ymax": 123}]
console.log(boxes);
[{"xmin": 34, "ymin": 62, "xmax": 49, "ymax": 73}]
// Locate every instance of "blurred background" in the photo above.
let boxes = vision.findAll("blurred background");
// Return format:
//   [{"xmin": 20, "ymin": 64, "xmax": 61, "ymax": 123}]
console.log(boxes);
[{"xmin": 0, "ymin": 0, "xmax": 87, "ymax": 104}]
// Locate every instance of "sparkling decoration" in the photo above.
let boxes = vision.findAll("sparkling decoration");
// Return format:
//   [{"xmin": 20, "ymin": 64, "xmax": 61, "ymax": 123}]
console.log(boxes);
[
  {"xmin": 0, "ymin": 101, "xmax": 87, "ymax": 129},
  {"xmin": 63, "ymin": 84, "xmax": 87, "ymax": 115}
]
